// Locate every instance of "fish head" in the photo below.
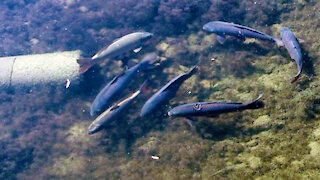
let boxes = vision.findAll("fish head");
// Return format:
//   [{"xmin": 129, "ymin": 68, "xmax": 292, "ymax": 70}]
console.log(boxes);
[
  {"xmin": 168, "ymin": 106, "xmax": 184, "ymax": 117},
  {"xmin": 168, "ymin": 103, "xmax": 201, "ymax": 117},
  {"xmin": 167, "ymin": 109, "xmax": 175, "ymax": 117},
  {"xmin": 139, "ymin": 32, "xmax": 154, "ymax": 42},
  {"xmin": 140, "ymin": 105, "xmax": 151, "ymax": 117},
  {"xmin": 280, "ymin": 27, "xmax": 291, "ymax": 36},
  {"xmin": 87, "ymin": 122, "xmax": 102, "ymax": 135},
  {"xmin": 203, "ymin": 22, "xmax": 219, "ymax": 33}
]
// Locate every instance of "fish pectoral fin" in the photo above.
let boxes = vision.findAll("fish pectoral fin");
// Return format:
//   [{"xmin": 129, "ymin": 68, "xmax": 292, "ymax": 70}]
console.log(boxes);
[
  {"xmin": 297, "ymin": 38, "xmax": 305, "ymax": 43},
  {"xmin": 133, "ymin": 47, "xmax": 142, "ymax": 53},
  {"xmin": 185, "ymin": 117, "xmax": 196, "ymax": 127},
  {"xmin": 237, "ymin": 33, "xmax": 246, "ymax": 41},
  {"xmin": 217, "ymin": 35, "xmax": 226, "ymax": 44},
  {"xmin": 109, "ymin": 71, "xmax": 126, "ymax": 85}
]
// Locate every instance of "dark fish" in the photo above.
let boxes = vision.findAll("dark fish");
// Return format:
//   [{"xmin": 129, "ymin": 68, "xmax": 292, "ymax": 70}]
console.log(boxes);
[
  {"xmin": 140, "ymin": 63, "xmax": 199, "ymax": 117},
  {"xmin": 77, "ymin": 32, "xmax": 153, "ymax": 74},
  {"xmin": 88, "ymin": 81, "xmax": 148, "ymax": 135},
  {"xmin": 168, "ymin": 94, "xmax": 264, "ymax": 117},
  {"xmin": 90, "ymin": 53, "xmax": 158, "ymax": 116},
  {"xmin": 203, "ymin": 21, "xmax": 283, "ymax": 47},
  {"xmin": 280, "ymin": 27, "xmax": 303, "ymax": 83}
]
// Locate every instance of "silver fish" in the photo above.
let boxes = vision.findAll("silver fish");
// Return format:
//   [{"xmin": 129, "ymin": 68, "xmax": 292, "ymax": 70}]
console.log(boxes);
[
  {"xmin": 77, "ymin": 32, "xmax": 153, "ymax": 74},
  {"xmin": 140, "ymin": 63, "xmax": 199, "ymax": 117},
  {"xmin": 203, "ymin": 21, "xmax": 283, "ymax": 47},
  {"xmin": 90, "ymin": 52, "xmax": 158, "ymax": 116},
  {"xmin": 88, "ymin": 81, "xmax": 147, "ymax": 135},
  {"xmin": 280, "ymin": 27, "xmax": 303, "ymax": 83},
  {"xmin": 168, "ymin": 94, "xmax": 264, "ymax": 117}
]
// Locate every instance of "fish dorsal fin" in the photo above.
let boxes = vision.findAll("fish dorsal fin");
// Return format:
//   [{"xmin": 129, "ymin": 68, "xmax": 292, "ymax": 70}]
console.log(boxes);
[
  {"xmin": 231, "ymin": 23, "xmax": 266, "ymax": 35},
  {"xmin": 95, "ymin": 37, "xmax": 122, "ymax": 56},
  {"xmin": 112, "ymin": 81, "xmax": 147, "ymax": 108},
  {"xmin": 110, "ymin": 105, "xmax": 120, "ymax": 111},
  {"xmin": 162, "ymin": 64, "xmax": 199, "ymax": 92},
  {"xmin": 108, "ymin": 71, "xmax": 126, "ymax": 86},
  {"xmin": 225, "ymin": 102, "xmax": 243, "ymax": 104},
  {"xmin": 199, "ymin": 101, "xmax": 243, "ymax": 105},
  {"xmin": 217, "ymin": 35, "xmax": 226, "ymax": 44},
  {"xmin": 133, "ymin": 47, "xmax": 142, "ymax": 53},
  {"xmin": 95, "ymin": 44, "xmax": 110, "ymax": 57}
]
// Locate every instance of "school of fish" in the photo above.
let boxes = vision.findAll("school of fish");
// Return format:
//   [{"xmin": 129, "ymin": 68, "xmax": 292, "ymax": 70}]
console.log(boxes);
[{"xmin": 80, "ymin": 21, "xmax": 304, "ymax": 135}]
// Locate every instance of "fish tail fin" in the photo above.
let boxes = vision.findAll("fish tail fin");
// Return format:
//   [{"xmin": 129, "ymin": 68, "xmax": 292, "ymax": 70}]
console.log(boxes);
[
  {"xmin": 291, "ymin": 72, "xmax": 301, "ymax": 83},
  {"xmin": 77, "ymin": 58, "xmax": 94, "ymax": 74},
  {"xmin": 274, "ymin": 38, "xmax": 284, "ymax": 47},
  {"xmin": 139, "ymin": 79, "xmax": 149, "ymax": 93},
  {"xmin": 245, "ymin": 94, "xmax": 264, "ymax": 109},
  {"xmin": 187, "ymin": 61, "xmax": 201, "ymax": 76}
]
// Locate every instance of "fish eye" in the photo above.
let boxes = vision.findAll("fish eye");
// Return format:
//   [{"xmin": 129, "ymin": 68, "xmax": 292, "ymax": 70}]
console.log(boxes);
[{"xmin": 193, "ymin": 103, "xmax": 202, "ymax": 111}]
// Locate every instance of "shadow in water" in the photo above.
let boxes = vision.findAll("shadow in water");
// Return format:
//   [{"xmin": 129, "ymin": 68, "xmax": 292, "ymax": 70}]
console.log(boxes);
[
  {"xmin": 301, "ymin": 46, "xmax": 316, "ymax": 77},
  {"xmin": 193, "ymin": 114, "xmax": 266, "ymax": 141}
]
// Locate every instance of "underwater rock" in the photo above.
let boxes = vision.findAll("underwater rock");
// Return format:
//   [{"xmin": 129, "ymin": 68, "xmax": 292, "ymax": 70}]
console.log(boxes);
[
  {"xmin": 65, "ymin": 122, "xmax": 94, "ymax": 147},
  {"xmin": 272, "ymin": 155, "xmax": 287, "ymax": 165},
  {"xmin": 48, "ymin": 153, "xmax": 87, "ymax": 176},
  {"xmin": 257, "ymin": 63, "xmax": 294, "ymax": 91},
  {"xmin": 237, "ymin": 153, "xmax": 262, "ymax": 169},
  {"xmin": 138, "ymin": 137, "xmax": 159, "ymax": 153},
  {"xmin": 252, "ymin": 115, "xmax": 272, "ymax": 129},
  {"xmin": 308, "ymin": 142, "xmax": 320, "ymax": 157},
  {"xmin": 312, "ymin": 126, "xmax": 320, "ymax": 140}
]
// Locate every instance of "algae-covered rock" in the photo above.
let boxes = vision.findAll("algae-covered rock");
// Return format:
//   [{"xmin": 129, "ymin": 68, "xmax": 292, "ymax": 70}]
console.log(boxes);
[
  {"xmin": 48, "ymin": 153, "xmax": 87, "ymax": 176},
  {"xmin": 257, "ymin": 63, "xmax": 294, "ymax": 91},
  {"xmin": 272, "ymin": 155, "xmax": 287, "ymax": 165},
  {"xmin": 138, "ymin": 137, "xmax": 159, "ymax": 153},
  {"xmin": 308, "ymin": 142, "xmax": 320, "ymax": 157},
  {"xmin": 291, "ymin": 160, "xmax": 304, "ymax": 171},
  {"xmin": 65, "ymin": 122, "xmax": 99, "ymax": 149},
  {"xmin": 252, "ymin": 115, "xmax": 272, "ymax": 129},
  {"xmin": 312, "ymin": 125, "xmax": 320, "ymax": 140},
  {"xmin": 199, "ymin": 79, "xmax": 213, "ymax": 89},
  {"xmin": 237, "ymin": 153, "xmax": 262, "ymax": 169}
]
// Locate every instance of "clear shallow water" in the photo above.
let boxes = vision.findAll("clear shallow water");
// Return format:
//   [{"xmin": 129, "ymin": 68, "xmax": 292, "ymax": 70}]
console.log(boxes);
[{"xmin": 0, "ymin": 0, "xmax": 320, "ymax": 179}]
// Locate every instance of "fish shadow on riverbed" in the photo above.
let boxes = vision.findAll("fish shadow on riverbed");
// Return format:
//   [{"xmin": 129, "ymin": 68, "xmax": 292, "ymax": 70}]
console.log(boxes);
[
  {"xmin": 76, "ymin": 65, "xmax": 105, "ymax": 96},
  {"xmin": 300, "ymin": 46, "xmax": 316, "ymax": 79},
  {"xmin": 97, "ymin": 104, "xmax": 170, "ymax": 154},
  {"xmin": 189, "ymin": 114, "xmax": 268, "ymax": 141},
  {"xmin": 213, "ymin": 38, "xmax": 279, "ymax": 57},
  {"xmin": 209, "ymin": 40, "xmax": 280, "ymax": 79}
]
